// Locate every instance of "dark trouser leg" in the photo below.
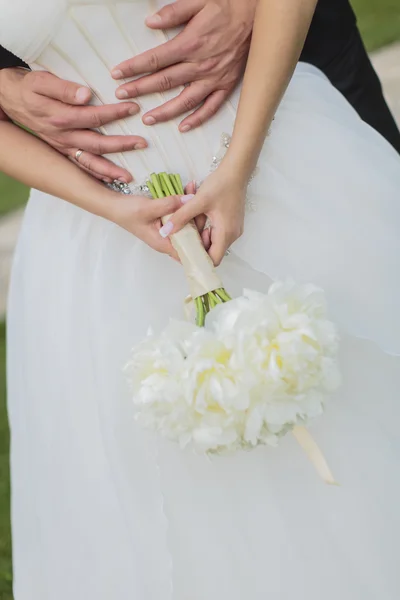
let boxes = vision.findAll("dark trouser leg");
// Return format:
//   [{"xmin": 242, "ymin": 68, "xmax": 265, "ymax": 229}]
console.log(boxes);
[{"xmin": 318, "ymin": 28, "xmax": 400, "ymax": 154}]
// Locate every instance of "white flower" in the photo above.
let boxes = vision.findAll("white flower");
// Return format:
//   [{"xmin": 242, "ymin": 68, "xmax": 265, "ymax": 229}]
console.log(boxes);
[{"xmin": 126, "ymin": 281, "xmax": 341, "ymax": 455}]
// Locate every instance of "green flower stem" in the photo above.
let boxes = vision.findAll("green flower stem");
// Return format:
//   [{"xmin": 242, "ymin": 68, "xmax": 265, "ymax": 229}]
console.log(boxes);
[
  {"xmin": 147, "ymin": 180, "xmax": 157, "ymax": 199},
  {"xmin": 209, "ymin": 294, "xmax": 215, "ymax": 309},
  {"xmin": 161, "ymin": 172, "xmax": 176, "ymax": 197},
  {"xmin": 214, "ymin": 288, "xmax": 232, "ymax": 302},
  {"xmin": 171, "ymin": 174, "xmax": 184, "ymax": 195},
  {"xmin": 209, "ymin": 291, "xmax": 222, "ymax": 304},
  {"xmin": 150, "ymin": 173, "xmax": 163, "ymax": 198},
  {"xmin": 203, "ymin": 294, "xmax": 210, "ymax": 313},
  {"xmin": 195, "ymin": 297, "xmax": 205, "ymax": 327}
]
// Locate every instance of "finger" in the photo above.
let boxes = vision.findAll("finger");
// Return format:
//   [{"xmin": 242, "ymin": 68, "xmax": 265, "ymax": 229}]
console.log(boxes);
[
  {"xmin": 32, "ymin": 72, "xmax": 92, "ymax": 105},
  {"xmin": 208, "ymin": 229, "xmax": 229, "ymax": 267},
  {"xmin": 116, "ymin": 63, "xmax": 194, "ymax": 100},
  {"xmin": 147, "ymin": 195, "xmax": 184, "ymax": 221},
  {"xmin": 69, "ymin": 150, "xmax": 133, "ymax": 183},
  {"xmin": 159, "ymin": 196, "xmax": 204, "ymax": 237},
  {"xmin": 195, "ymin": 214, "xmax": 207, "ymax": 233},
  {"xmin": 179, "ymin": 89, "xmax": 228, "ymax": 132},
  {"xmin": 142, "ymin": 82, "xmax": 210, "ymax": 125},
  {"xmin": 112, "ymin": 35, "xmax": 187, "ymax": 79},
  {"xmin": 48, "ymin": 101, "xmax": 141, "ymax": 130},
  {"xmin": 201, "ymin": 227, "xmax": 211, "ymax": 251},
  {"xmin": 184, "ymin": 181, "xmax": 197, "ymax": 195},
  {"xmin": 145, "ymin": 0, "xmax": 202, "ymax": 29},
  {"xmin": 65, "ymin": 130, "xmax": 147, "ymax": 155},
  {"xmin": 69, "ymin": 157, "xmax": 112, "ymax": 182},
  {"xmin": 149, "ymin": 226, "xmax": 180, "ymax": 262},
  {"xmin": 186, "ymin": 181, "xmax": 202, "ymax": 232}
]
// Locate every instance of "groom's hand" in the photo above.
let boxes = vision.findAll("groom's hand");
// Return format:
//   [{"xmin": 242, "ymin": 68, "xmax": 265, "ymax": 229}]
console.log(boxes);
[
  {"xmin": 112, "ymin": 0, "xmax": 255, "ymax": 132},
  {"xmin": 0, "ymin": 68, "xmax": 147, "ymax": 183}
]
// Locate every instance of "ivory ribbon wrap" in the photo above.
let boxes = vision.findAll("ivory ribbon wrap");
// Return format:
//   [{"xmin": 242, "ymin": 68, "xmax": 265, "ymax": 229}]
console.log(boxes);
[
  {"xmin": 165, "ymin": 219, "xmax": 223, "ymax": 299},
  {"xmin": 292, "ymin": 426, "xmax": 337, "ymax": 485}
]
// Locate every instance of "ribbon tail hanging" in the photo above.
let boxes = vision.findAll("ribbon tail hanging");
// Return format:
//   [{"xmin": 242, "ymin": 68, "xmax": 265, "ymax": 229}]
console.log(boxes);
[
  {"xmin": 183, "ymin": 295, "xmax": 194, "ymax": 322},
  {"xmin": 292, "ymin": 426, "xmax": 338, "ymax": 485}
]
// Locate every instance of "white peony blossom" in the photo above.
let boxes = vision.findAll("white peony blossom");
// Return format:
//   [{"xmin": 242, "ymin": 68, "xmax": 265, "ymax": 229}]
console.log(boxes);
[{"xmin": 127, "ymin": 281, "xmax": 341, "ymax": 454}]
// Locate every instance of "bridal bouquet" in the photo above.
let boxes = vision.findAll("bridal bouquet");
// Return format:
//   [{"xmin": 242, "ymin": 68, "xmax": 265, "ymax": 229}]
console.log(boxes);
[{"xmin": 126, "ymin": 174, "xmax": 341, "ymax": 461}]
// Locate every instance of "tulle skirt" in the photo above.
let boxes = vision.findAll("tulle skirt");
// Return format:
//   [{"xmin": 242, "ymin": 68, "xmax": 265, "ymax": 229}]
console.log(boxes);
[{"xmin": 7, "ymin": 64, "xmax": 400, "ymax": 599}]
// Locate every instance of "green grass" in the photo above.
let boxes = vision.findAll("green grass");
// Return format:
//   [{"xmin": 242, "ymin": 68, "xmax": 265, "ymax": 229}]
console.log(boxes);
[
  {"xmin": 353, "ymin": 0, "xmax": 400, "ymax": 51},
  {"xmin": 0, "ymin": 174, "xmax": 29, "ymax": 218},
  {"xmin": 0, "ymin": 323, "xmax": 12, "ymax": 599}
]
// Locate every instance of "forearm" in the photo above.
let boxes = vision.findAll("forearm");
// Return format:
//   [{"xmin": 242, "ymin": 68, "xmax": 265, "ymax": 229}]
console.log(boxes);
[
  {"xmin": 226, "ymin": 0, "xmax": 318, "ymax": 179},
  {"xmin": 0, "ymin": 121, "xmax": 114, "ymax": 218}
]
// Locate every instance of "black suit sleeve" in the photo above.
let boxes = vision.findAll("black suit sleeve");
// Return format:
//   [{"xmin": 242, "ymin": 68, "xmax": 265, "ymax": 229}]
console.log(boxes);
[
  {"xmin": 0, "ymin": 45, "xmax": 28, "ymax": 69},
  {"xmin": 301, "ymin": 0, "xmax": 400, "ymax": 154}
]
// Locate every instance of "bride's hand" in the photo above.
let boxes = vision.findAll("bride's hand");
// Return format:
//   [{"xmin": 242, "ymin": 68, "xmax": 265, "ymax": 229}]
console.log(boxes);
[
  {"xmin": 159, "ymin": 167, "xmax": 247, "ymax": 266},
  {"xmin": 108, "ymin": 193, "xmax": 184, "ymax": 261}
]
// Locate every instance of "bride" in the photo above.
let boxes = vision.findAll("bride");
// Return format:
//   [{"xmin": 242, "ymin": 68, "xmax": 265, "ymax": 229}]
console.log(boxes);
[{"xmin": 1, "ymin": 0, "xmax": 400, "ymax": 598}]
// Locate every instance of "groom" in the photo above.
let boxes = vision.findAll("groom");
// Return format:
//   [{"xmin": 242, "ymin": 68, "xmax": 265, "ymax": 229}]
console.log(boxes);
[{"xmin": 0, "ymin": 0, "xmax": 399, "ymax": 183}]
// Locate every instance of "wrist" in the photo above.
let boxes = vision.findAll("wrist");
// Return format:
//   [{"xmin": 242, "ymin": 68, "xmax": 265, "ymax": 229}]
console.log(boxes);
[
  {"xmin": 0, "ymin": 68, "xmax": 26, "ymax": 109},
  {"xmin": 221, "ymin": 151, "xmax": 255, "ymax": 187},
  {"xmin": 92, "ymin": 185, "xmax": 122, "ymax": 222}
]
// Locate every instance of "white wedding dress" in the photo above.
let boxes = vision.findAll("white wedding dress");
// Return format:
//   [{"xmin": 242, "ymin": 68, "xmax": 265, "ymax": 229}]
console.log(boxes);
[{"xmin": 2, "ymin": 1, "xmax": 400, "ymax": 598}]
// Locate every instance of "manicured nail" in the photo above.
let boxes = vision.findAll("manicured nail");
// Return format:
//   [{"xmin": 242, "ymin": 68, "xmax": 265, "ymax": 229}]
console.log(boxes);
[
  {"xmin": 75, "ymin": 87, "xmax": 90, "ymax": 103},
  {"xmin": 143, "ymin": 115, "xmax": 156, "ymax": 126},
  {"xmin": 145, "ymin": 14, "xmax": 163, "ymax": 27},
  {"xmin": 128, "ymin": 105, "xmax": 138, "ymax": 115},
  {"xmin": 159, "ymin": 221, "xmax": 174, "ymax": 238},
  {"xmin": 111, "ymin": 69, "xmax": 123, "ymax": 79},
  {"xmin": 181, "ymin": 194, "xmax": 195, "ymax": 204},
  {"xmin": 180, "ymin": 124, "xmax": 191, "ymax": 133},
  {"xmin": 116, "ymin": 89, "xmax": 129, "ymax": 99},
  {"xmin": 134, "ymin": 143, "xmax": 147, "ymax": 150},
  {"xmin": 117, "ymin": 177, "xmax": 128, "ymax": 183}
]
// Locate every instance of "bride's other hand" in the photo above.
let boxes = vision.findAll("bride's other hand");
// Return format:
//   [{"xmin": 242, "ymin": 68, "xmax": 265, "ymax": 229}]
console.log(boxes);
[
  {"xmin": 160, "ymin": 167, "xmax": 246, "ymax": 266},
  {"xmin": 112, "ymin": 0, "xmax": 256, "ymax": 132},
  {"xmin": 109, "ymin": 193, "xmax": 184, "ymax": 261}
]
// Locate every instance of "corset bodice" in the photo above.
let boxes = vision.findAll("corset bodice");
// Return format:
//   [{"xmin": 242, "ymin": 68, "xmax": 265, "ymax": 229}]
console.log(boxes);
[{"xmin": 0, "ymin": 0, "xmax": 239, "ymax": 184}]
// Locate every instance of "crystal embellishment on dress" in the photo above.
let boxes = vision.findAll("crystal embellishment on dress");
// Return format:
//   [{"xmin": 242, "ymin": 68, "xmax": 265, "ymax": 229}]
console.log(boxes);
[
  {"xmin": 108, "ymin": 180, "xmax": 153, "ymax": 197},
  {"xmin": 209, "ymin": 133, "xmax": 258, "ymax": 211}
]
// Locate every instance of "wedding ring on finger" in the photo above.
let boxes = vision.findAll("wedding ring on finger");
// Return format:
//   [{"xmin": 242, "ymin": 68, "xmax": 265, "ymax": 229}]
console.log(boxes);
[{"xmin": 75, "ymin": 149, "xmax": 84, "ymax": 162}]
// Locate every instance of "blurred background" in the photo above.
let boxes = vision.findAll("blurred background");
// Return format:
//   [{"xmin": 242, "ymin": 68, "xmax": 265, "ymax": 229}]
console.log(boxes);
[{"xmin": 0, "ymin": 1, "xmax": 399, "ymax": 597}]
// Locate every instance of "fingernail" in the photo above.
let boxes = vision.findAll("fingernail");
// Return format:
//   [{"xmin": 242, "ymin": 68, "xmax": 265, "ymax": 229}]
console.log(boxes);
[
  {"xmin": 180, "ymin": 124, "xmax": 191, "ymax": 133},
  {"xmin": 143, "ymin": 115, "xmax": 156, "ymax": 126},
  {"xmin": 116, "ymin": 89, "xmax": 129, "ymax": 99},
  {"xmin": 128, "ymin": 105, "xmax": 138, "ymax": 115},
  {"xmin": 118, "ymin": 177, "xmax": 128, "ymax": 183},
  {"xmin": 145, "ymin": 14, "xmax": 162, "ymax": 27},
  {"xmin": 134, "ymin": 143, "xmax": 147, "ymax": 149},
  {"xmin": 181, "ymin": 194, "xmax": 195, "ymax": 204},
  {"xmin": 111, "ymin": 69, "xmax": 123, "ymax": 79},
  {"xmin": 75, "ymin": 87, "xmax": 90, "ymax": 103},
  {"xmin": 159, "ymin": 221, "xmax": 174, "ymax": 238}
]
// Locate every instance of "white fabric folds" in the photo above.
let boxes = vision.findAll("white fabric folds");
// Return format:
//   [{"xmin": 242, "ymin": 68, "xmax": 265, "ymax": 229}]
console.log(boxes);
[{"xmin": 3, "ymin": 2, "xmax": 400, "ymax": 599}]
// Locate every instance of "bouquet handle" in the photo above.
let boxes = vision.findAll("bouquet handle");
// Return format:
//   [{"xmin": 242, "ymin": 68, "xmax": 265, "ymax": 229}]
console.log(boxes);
[{"xmin": 164, "ymin": 217, "xmax": 224, "ymax": 300}]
